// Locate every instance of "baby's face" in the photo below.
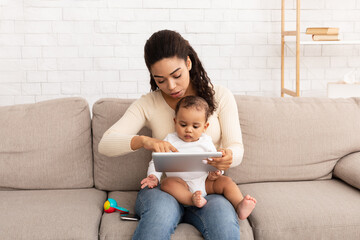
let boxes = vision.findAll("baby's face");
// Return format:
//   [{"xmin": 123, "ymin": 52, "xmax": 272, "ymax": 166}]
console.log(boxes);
[{"xmin": 174, "ymin": 107, "xmax": 208, "ymax": 142}]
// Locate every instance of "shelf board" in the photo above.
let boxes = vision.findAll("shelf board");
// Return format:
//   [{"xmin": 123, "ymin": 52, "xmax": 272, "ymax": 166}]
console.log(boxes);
[{"xmin": 285, "ymin": 40, "xmax": 360, "ymax": 45}]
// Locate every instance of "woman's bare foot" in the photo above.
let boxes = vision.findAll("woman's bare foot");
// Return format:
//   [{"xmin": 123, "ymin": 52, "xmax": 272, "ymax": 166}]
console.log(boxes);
[
  {"xmin": 236, "ymin": 195, "xmax": 257, "ymax": 220},
  {"xmin": 192, "ymin": 191, "xmax": 207, "ymax": 208}
]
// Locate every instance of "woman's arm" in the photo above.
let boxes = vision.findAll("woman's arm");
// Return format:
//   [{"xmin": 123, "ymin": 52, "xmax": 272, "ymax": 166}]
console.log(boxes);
[{"xmin": 213, "ymin": 86, "xmax": 244, "ymax": 168}]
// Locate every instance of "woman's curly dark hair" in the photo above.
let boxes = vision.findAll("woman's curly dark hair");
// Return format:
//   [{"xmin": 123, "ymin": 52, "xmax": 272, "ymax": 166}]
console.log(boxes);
[{"xmin": 144, "ymin": 30, "xmax": 216, "ymax": 115}]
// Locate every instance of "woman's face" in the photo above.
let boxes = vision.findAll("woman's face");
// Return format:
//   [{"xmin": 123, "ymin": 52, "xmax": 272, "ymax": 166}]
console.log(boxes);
[{"xmin": 150, "ymin": 56, "xmax": 192, "ymax": 99}]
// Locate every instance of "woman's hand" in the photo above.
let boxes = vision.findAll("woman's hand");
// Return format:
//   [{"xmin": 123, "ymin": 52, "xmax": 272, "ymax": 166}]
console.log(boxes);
[
  {"xmin": 140, "ymin": 174, "xmax": 159, "ymax": 189},
  {"xmin": 207, "ymin": 170, "xmax": 222, "ymax": 181},
  {"xmin": 207, "ymin": 148, "xmax": 233, "ymax": 171},
  {"xmin": 141, "ymin": 136, "xmax": 178, "ymax": 152}
]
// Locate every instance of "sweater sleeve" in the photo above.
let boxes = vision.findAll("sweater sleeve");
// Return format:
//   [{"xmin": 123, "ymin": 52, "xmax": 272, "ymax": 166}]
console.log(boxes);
[
  {"xmin": 216, "ymin": 86, "xmax": 244, "ymax": 167},
  {"xmin": 98, "ymin": 96, "xmax": 148, "ymax": 157}
]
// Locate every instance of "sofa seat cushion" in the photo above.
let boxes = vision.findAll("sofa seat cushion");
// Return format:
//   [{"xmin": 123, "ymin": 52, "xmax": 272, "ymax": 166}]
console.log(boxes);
[
  {"xmin": 239, "ymin": 179, "xmax": 360, "ymax": 240},
  {"xmin": 0, "ymin": 188, "xmax": 106, "ymax": 240},
  {"xmin": 100, "ymin": 191, "xmax": 254, "ymax": 240}
]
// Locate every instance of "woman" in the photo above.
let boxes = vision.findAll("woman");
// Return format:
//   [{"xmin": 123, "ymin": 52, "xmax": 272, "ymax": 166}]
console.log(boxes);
[{"xmin": 98, "ymin": 30, "xmax": 244, "ymax": 240}]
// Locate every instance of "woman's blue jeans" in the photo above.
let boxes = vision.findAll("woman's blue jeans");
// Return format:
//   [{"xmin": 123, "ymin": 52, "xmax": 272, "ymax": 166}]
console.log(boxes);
[{"xmin": 133, "ymin": 185, "xmax": 240, "ymax": 240}]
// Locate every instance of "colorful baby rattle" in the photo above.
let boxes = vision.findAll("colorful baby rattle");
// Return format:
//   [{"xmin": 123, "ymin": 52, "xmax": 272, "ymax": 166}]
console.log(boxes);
[{"xmin": 104, "ymin": 198, "xmax": 129, "ymax": 214}]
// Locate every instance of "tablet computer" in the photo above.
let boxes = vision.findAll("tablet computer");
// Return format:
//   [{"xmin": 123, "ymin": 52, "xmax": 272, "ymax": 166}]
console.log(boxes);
[{"xmin": 152, "ymin": 152, "xmax": 222, "ymax": 172}]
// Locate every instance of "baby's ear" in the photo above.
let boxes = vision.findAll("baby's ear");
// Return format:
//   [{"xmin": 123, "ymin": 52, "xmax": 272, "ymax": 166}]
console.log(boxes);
[
  {"xmin": 203, "ymin": 122, "xmax": 209, "ymax": 131},
  {"xmin": 173, "ymin": 118, "xmax": 177, "ymax": 124}
]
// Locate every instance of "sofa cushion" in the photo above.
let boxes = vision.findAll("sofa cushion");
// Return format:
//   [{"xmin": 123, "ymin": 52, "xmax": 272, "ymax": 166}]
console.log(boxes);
[
  {"xmin": 0, "ymin": 188, "xmax": 107, "ymax": 240},
  {"xmin": 99, "ymin": 191, "xmax": 254, "ymax": 240},
  {"xmin": 92, "ymin": 98, "xmax": 152, "ymax": 191},
  {"xmin": 334, "ymin": 151, "xmax": 360, "ymax": 190},
  {"xmin": 0, "ymin": 97, "xmax": 93, "ymax": 189},
  {"xmin": 228, "ymin": 96, "xmax": 360, "ymax": 184},
  {"xmin": 239, "ymin": 179, "xmax": 360, "ymax": 240}
]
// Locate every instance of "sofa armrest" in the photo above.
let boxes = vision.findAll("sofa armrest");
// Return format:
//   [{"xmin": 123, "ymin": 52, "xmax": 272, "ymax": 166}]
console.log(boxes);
[{"xmin": 334, "ymin": 152, "xmax": 360, "ymax": 190}]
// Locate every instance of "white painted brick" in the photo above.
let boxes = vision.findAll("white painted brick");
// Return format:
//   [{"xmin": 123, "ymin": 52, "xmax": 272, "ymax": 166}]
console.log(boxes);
[
  {"xmin": 183, "ymin": 33, "xmax": 215, "ymax": 45},
  {"xmin": 170, "ymin": 9, "xmax": 203, "ymax": 21},
  {"xmin": 0, "ymin": 21, "xmax": 14, "ymax": 33},
  {"xmin": 348, "ymin": 56, "xmax": 360, "ymax": 67},
  {"xmin": 135, "ymin": 9, "xmax": 170, "ymax": 21},
  {"xmin": 267, "ymin": 57, "xmax": 281, "ymax": 69},
  {"xmin": 216, "ymin": 34, "xmax": 235, "ymax": 45},
  {"xmin": 61, "ymin": 82, "xmax": 80, "ymax": 94},
  {"xmin": 239, "ymin": 69, "xmax": 272, "ymax": 80},
  {"xmin": 94, "ymin": 34, "xmax": 129, "ymax": 46},
  {"xmin": 0, "ymin": 59, "xmax": 37, "ymax": 71},
  {"xmin": 0, "ymin": 71, "xmax": 25, "ymax": 82},
  {"xmin": 236, "ymin": 33, "xmax": 267, "ymax": 44},
  {"xmin": 186, "ymin": 22, "xmax": 220, "ymax": 33},
  {"xmin": 204, "ymin": 10, "xmax": 224, "ymax": 21},
  {"xmin": 151, "ymin": 22, "xmax": 186, "ymax": 34},
  {"xmin": 202, "ymin": 57, "xmax": 230, "ymax": 69},
  {"xmin": 48, "ymin": 71, "xmax": 83, "ymax": 82},
  {"xmin": 129, "ymin": 58, "xmax": 146, "ymax": 70},
  {"xmin": 254, "ymin": 45, "xmax": 280, "ymax": 57},
  {"xmin": 250, "ymin": 57, "xmax": 267, "ymax": 68},
  {"xmin": 53, "ymin": 21, "xmax": 93, "ymax": 33},
  {"xmin": 0, "ymin": 7, "xmax": 23, "ymax": 20},
  {"xmin": 0, "ymin": 96, "xmax": 15, "ymax": 106},
  {"xmin": 325, "ymin": 0, "xmax": 356, "ymax": 9},
  {"xmin": 24, "ymin": 8, "xmax": 62, "ymax": 20},
  {"xmin": 332, "ymin": 10, "xmax": 360, "ymax": 21},
  {"xmin": 63, "ymin": 8, "xmax": 98, "ymax": 20},
  {"xmin": 0, "ymin": 34, "xmax": 24, "ymax": 46},
  {"xmin": 15, "ymin": 21, "xmax": 52, "ymax": 33},
  {"xmin": 0, "ymin": 47, "xmax": 21, "ymax": 58},
  {"xmin": 25, "ymin": 34, "xmax": 57, "ymax": 46},
  {"xmin": 108, "ymin": 0, "xmax": 143, "ymax": 8},
  {"xmin": 330, "ymin": 57, "xmax": 348, "ymax": 67},
  {"xmin": 230, "ymin": 57, "xmax": 249, "ymax": 69},
  {"xmin": 0, "ymin": 83, "xmax": 21, "ymax": 95},
  {"xmin": 260, "ymin": 80, "xmax": 278, "ymax": 91},
  {"xmin": 220, "ymin": 22, "xmax": 252, "ymax": 33},
  {"xmin": 22, "ymin": 83, "xmax": 41, "ymax": 95},
  {"xmin": 81, "ymin": 82, "xmax": 102, "ymax": 95},
  {"xmin": 212, "ymin": 0, "xmax": 232, "ymax": 9},
  {"xmin": 301, "ymin": 0, "xmax": 325, "ymax": 9},
  {"xmin": 178, "ymin": 0, "xmax": 212, "ymax": 9},
  {"xmin": 228, "ymin": 80, "xmax": 260, "ymax": 91},
  {"xmin": 24, "ymin": 0, "xmax": 106, "ymax": 8},
  {"xmin": 302, "ymin": 10, "xmax": 332, "ymax": 21},
  {"xmin": 220, "ymin": 45, "xmax": 253, "ymax": 57},
  {"xmin": 42, "ymin": 82, "xmax": 61, "ymax": 94},
  {"xmin": 322, "ymin": 45, "xmax": 358, "ymax": 56},
  {"xmin": 115, "ymin": 46, "xmax": 143, "ymax": 58},
  {"xmin": 85, "ymin": 71, "xmax": 119, "ymax": 82},
  {"xmin": 253, "ymin": 22, "xmax": 280, "ymax": 33},
  {"xmin": 43, "ymin": 47, "xmax": 78, "ymax": 58},
  {"xmin": 27, "ymin": 71, "xmax": 47, "ymax": 83},
  {"xmin": 95, "ymin": 21, "xmax": 117, "ymax": 33},
  {"xmin": 103, "ymin": 81, "xmax": 137, "ymax": 94},
  {"xmin": 220, "ymin": 69, "xmax": 240, "ymax": 80},
  {"xmin": 58, "ymin": 34, "xmax": 94, "ymax": 46},
  {"xmin": 94, "ymin": 58, "xmax": 128, "ymax": 70},
  {"xmin": 238, "ymin": 10, "xmax": 272, "ymax": 22},
  {"xmin": 202, "ymin": 46, "xmax": 220, "ymax": 57},
  {"xmin": 79, "ymin": 46, "xmax": 114, "ymax": 58},
  {"xmin": 57, "ymin": 58, "xmax": 93, "ymax": 70},
  {"xmin": 120, "ymin": 70, "xmax": 148, "ymax": 82},
  {"xmin": 304, "ymin": 45, "xmax": 322, "ymax": 57},
  {"xmin": 14, "ymin": 96, "xmax": 35, "ymax": 104},
  {"xmin": 37, "ymin": 59, "xmax": 57, "ymax": 71},
  {"xmin": 98, "ymin": 9, "xmax": 135, "ymax": 21},
  {"xmin": 117, "ymin": 22, "xmax": 152, "ymax": 34},
  {"xmin": 302, "ymin": 57, "xmax": 330, "ymax": 68},
  {"xmin": 22, "ymin": 46, "xmax": 41, "ymax": 58}
]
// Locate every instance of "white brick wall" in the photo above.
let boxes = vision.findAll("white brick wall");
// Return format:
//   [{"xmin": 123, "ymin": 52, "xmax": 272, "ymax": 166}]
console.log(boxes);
[{"xmin": 1, "ymin": 0, "xmax": 360, "ymax": 107}]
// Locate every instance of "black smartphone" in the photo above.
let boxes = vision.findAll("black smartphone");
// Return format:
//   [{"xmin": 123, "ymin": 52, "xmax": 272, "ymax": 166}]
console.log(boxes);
[{"xmin": 120, "ymin": 213, "xmax": 139, "ymax": 221}]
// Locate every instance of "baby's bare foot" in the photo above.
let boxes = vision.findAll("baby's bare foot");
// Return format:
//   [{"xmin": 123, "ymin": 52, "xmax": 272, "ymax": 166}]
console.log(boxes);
[
  {"xmin": 192, "ymin": 191, "xmax": 207, "ymax": 208},
  {"xmin": 236, "ymin": 195, "xmax": 257, "ymax": 220}
]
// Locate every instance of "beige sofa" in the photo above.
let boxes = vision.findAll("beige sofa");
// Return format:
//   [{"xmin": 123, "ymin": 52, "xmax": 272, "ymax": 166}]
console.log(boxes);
[{"xmin": 1, "ymin": 96, "xmax": 360, "ymax": 240}]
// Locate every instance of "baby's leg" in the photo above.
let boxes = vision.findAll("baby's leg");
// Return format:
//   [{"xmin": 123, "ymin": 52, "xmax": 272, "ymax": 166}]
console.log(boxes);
[
  {"xmin": 161, "ymin": 177, "xmax": 206, "ymax": 207},
  {"xmin": 205, "ymin": 176, "xmax": 256, "ymax": 220}
]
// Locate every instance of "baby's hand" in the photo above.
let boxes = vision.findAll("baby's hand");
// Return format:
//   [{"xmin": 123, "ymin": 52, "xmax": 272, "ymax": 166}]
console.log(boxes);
[
  {"xmin": 140, "ymin": 174, "xmax": 159, "ymax": 189},
  {"xmin": 207, "ymin": 170, "xmax": 222, "ymax": 181}
]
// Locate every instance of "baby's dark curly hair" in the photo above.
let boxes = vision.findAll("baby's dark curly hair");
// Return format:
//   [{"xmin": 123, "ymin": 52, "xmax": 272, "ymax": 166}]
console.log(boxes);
[
  {"xmin": 175, "ymin": 96, "xmax": 211, "ymax": 122},
  {"xmin": 144, "ymin": 30, "xmax": 216, "ymax": 115}
]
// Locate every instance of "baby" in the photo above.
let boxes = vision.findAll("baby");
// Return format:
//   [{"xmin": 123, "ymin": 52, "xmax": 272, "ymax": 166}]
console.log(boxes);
[{"xmin": 140, "ymin": 96, "xmax": 256, "ymax": 220}]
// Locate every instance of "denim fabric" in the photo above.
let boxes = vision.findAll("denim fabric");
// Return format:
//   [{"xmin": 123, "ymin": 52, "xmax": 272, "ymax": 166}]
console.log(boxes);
[{"xmin": 133, "ymin": 185, "xmax": 240, "ymax": 240}]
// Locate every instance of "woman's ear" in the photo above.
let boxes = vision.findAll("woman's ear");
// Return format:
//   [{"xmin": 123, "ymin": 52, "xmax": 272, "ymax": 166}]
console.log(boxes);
[{"xmin": 186, "ymin": 56, "xmax": 192, "ymax": 71}]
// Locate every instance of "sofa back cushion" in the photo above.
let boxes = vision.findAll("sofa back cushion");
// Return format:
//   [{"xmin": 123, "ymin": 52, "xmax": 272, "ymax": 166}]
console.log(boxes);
[
  {"xmin": 92, "ymin": 98, "xmax": 151, "ymax": 191},
  {"xmin": 227, "ymin": 96, "xmax": 360, "ymax": 184},
  {"xmin": 0, "ymin": 98, "xmax": 93, "ymax": 189}
]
